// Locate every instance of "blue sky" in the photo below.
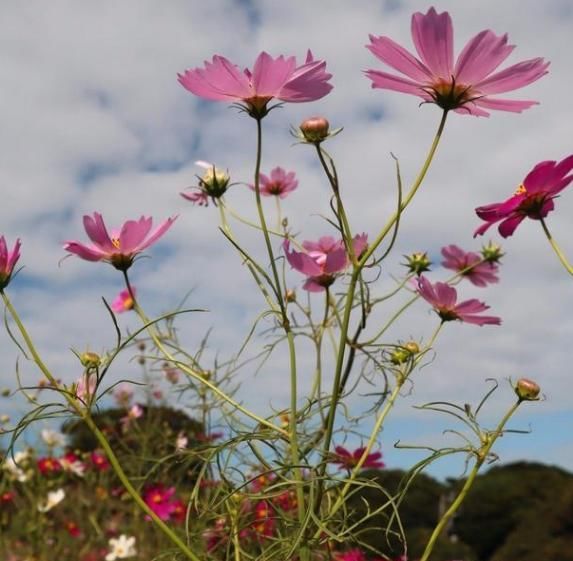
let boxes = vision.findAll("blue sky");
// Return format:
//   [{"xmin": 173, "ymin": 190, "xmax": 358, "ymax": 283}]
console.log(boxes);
[{"xmin": 1, "ymin": 0, "xmax": 573, "ymax": 480}]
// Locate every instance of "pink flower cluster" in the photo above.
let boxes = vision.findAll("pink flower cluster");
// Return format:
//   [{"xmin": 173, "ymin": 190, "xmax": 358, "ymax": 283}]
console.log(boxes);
[
  {"xmin": 143, "ymin": 484, "xmax": 185, "ymax": 523},
  {"xmin": 284, "ymin": 234, "xmax": 368, "ymax": 292}
]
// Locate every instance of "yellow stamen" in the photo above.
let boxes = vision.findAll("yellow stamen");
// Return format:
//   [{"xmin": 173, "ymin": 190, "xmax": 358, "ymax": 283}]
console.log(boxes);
[
  {"xmin": 111, "ymin": 238, "xmax": 121, "ymax": 249},
  {"xmin": 514, "ymin": 184, "xmax": 527, "ymax": 195}
]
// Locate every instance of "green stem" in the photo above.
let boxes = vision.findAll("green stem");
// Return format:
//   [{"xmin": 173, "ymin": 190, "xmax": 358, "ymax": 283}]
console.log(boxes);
[
  {"xmin": 120, "ymin": 272, "xmax": 288, "ymax": 438},
  {"xmin": 1, "ymin": 290, "xmax": 201, "ymax": 561},
  {"xmin": 252, "ymin": 116, "xmax": 288, "ymax": 318},
  {"xmin": 419, "ymin": 398, "xmax": 522, "ymax": 561},
  {"xmin": 540, "ymin": 218, "xmax": 573, "ymax": 276},
  {"xmin": 360, "ymin": 110, "xmax": 448, "ymax": 266}
]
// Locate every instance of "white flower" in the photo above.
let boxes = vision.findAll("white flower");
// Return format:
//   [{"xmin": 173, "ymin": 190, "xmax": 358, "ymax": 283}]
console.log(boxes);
[
  {"xmin": 41, "ymin": 429, "xmax": 66, "ymax": 448},
  {"xmin": 175, "ymin": 432, "xmax": 188, "ymax": 451},
  {"xmin": 105, "ymin": 535, "xmax": 137, "ymax": 560},
  {"xmin": 38, "ymin": 488, "xmax": 65, "ymax": 512},
  {"xmin": 59, "ymin": 455, "xmax": 86, "ymax": 477},
  {"xmin": 3, "ymin": 450, "xmax": 32, "ymax": 482}
]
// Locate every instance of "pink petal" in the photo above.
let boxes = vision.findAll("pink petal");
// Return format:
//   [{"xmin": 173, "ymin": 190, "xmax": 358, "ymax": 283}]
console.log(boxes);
[
  {"xmin": 323, "ymin": 247, "xmax": 348, "ymax": 274},
  {"xmin": 119, "ymin": 217, "xmax": 153, "ymax": 253},
  {"xmin": 434, "ymin": 281, "xmax": 457, "ymax": 309},
  {"xmin": 302, "ymin": 277, "xmax": 327, "ymax": 292},
  {"xmin": 459, "ymin": 313, "xmax": 501, "ymax": 326},
  {"xmin": 364, "ymin": 69, "xmax": 428, "ymax": 97},
  {"xmin": 366, "ymin": 34, "xmax": 431, "ymax": 82},
  {"xmin": 136, "ymin": 216, "xmax": 177, "ymax": 252},
  {"xmin": 7, "ymin": 239, "xmax": 22, "ymax": 272},
  {"xmin": 83, "ymin": 213, "xmax": 115, "ymax": 252},
  {"xmin": 476, "ymin": 58, "xmax": 549, "ymax": 95},
  {"xmin": 63, "ymin": 242, "xmax": 106, "ymax": 261},
  {"xmin": 498, "ymin": 214, "xmax": 526, "ymax": 237},
  {"xmin": 454, "ymin": 298, "xmax": 489, "ymax": 314},
  {"xmin": 284, "ymin": 241, "xmax": 322, "ymax": 276},
  {"xmin": 472, "ymin": 97, "xmax": 539, "ymax": 114},
  {"xmin": 454, "ymin": 30, "xmax": 514, "ymax": 84},
  {"xmin": 279, "ymin": 59, "xmax": 333, "ymax": 102},
  {"xmin": 252, "ymin": 52, "xmax": 296, "ymax": 97},
  {"xmin": 411, "ymin": 8, "xmax": 454, "ymax": 78}
]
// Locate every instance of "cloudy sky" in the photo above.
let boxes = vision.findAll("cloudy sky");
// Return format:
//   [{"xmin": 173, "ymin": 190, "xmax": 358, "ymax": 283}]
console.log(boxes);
[{"xmin": 1, "ymin": 0, "xmax": 572, "ymax": 479}]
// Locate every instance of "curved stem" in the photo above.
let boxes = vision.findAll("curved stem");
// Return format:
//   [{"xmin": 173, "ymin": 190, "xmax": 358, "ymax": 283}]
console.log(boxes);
[
  {"xmin": 419, "ymin": 398, "xmax": 522, "ymax": 561},
  {"xmin": 360, "ymin": 110, "xmax": 448, "ymax": 266},
  {"xmin": 540, "ymin": 218, "xmax": 573, "ymax": 276},
  {"xmin": 121, "ymin": 272, "xmax": 288, "ymax": 438}
]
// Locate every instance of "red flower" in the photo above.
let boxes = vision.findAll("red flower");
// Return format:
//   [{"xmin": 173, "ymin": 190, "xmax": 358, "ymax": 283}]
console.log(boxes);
[
  {"xmin": 37, "ymin": 456, "xmax": 62, "ymax": 475},
  {"xmin": 65, "ymin": 520, "xmax": 82, "ymax": 538},
  {"xmin": 90, "ymin": 451, "xmax": 110, "ymax": 471},
  {"xmin": 143, "ymin": 484, "xmax": 183, "ymax": 522},
  {"xmin": 331, "ymin": 446, "xmax": 385, "ymax": 470}
]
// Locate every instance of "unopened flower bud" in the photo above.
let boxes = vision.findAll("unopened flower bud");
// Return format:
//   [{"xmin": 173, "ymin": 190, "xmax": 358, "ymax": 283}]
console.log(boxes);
[
  {"xmin": 481, "ymin": 241, "xmax": 504, "ymax": 264},
  {"xmin": 515, "ymin": 378, "xmax": 540, "ymax": 401},
  {"xmin": 404, "ymin": 252, "xmax": 432, "ymax": 275},
  {"xmin": 198, "ymin": 162, "xmax": 230, "ymax": 198},
  {"xmin": 137, "ymin": 341, "xmax": 146, "ymax": 352},
  {"xmin": 201, "ymin": 370, "xmax": 212, "ymax": 381},
  {"xmin": 1, "ymin": 388, "xmax": 10, "ymax": 397},
  {"xmin": 300, "ymin": 116, "xmax": 330, "ymax": 143},
  {"xmin": 285, "ymin": 289, "xmax": 297, "ymax": 303},
  {"xmin": 0, "ymin": 414, "xmax": 9, "ymax": 424},
  {"xmin": 80, "ymin": 352, "xmax": 101, "ymax": 369},
  {"xmin": 389, "ymin": 341, "xmax": 420, "ymax": 365}
]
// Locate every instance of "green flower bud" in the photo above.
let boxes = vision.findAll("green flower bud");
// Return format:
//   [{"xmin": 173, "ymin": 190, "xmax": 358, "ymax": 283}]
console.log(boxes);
[{"xmin": 515, "ymin": 378, "xmax": 540, "ymax": 401}]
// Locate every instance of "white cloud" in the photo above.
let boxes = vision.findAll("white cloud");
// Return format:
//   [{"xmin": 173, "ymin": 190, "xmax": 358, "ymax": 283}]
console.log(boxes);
[{"xmin": 0, "ymin": 0, "xmax": 572, "ymax": 478}]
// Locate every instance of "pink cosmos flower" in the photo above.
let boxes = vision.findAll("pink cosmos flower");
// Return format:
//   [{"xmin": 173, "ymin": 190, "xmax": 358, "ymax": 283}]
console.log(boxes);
[
  {"xmin": 143, "ymin": 485, "xmax": 180, "ymax": 522},
  {"xmin": 331, "ymin": 446, "xmax": 385, "ymax": 470},
  {"xmin": 111, "ymin": 288, "xmax": 135, "ymax": 313},
  {"xmin": 365, "ymin": 7, "xmax": 549, "ymax": 116},
  {"xmin": 64, "ymin": 213, "xmax": 176, "ymax": 271},
  {"xmin": 74, "ymin": 373, "xmax": 96, "ymax": 404},
  {"xmin": 417, "ymin": 276, "xmax": 501, "ymax": 326},
  {"xmin": 441, "ymin": 244, "xmax": 499, "ymax": 287},
  {"xmin": 474, "ymin": 155, "xmax": 573, "ymax": 237},
  {"xmin": 0, "ymin": 236, "xmax": 21, "ymax": 290},
  {"xmin": 113, "ymin": 383, "xmax": 133, "ymax": 407},
  {"xmin": 178, "ymin": 51, "xmax": 333, "ymax": 118},
  {"xmin": 283, "ymin": 234, "xmax": 368, "ymax": 292},
  {"xmin": 249, "ymin": 167, "xmax": 298, "ymax": 198}
]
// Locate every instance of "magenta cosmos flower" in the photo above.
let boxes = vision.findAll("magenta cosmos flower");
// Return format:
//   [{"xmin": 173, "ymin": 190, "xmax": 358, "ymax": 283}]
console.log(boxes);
[
  {"xmin": 474, "ymin": 155, "xmax": 573, "ymax": 238},
  {"xmin": 178, "ymin": 50, "xmax": 333, "ymax": 118},
  {"xmin": 143, "ymin": 485, "xmax": 181, "ymax": 522},
  {"xmin": 417, "ymin": 276, "xmax": 500, "ymax": 326},
  {"xmin": 249, "ymin": 167, "xmax": 298, "ymax": 198},
  {"xmin": 0, "ymin": 236, "xmax": 21, "ymax": 290},
  {"xmin": 441, "ymin": 244, "xmax": 499, "ymax": 287},
  {"xmin": 283, "ymin": 234, "xmax": 368, "ymax": 292},
  {"xmin": 64, "ymin": 213, "xmax": 176, "ymax": 271},
  {"xmin": 365, "ymin": 7, "xmax": 549, "ymax": 116},
  {"xmin": 331, "ymin": 446, "xmax": 385, "ymax": 470}
]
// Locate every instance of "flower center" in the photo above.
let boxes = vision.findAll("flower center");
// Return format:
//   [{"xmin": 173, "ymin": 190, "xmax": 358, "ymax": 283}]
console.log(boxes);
[
  {"xmin": 426, "ymin": 78, "xmax": 476, "ymax": 111},
  {"xmin": 111, "ymin": 237, "xmax": 121, "ymax": 249},
  {"xmin": 514, "ymin": 184, "xmax": 527, "ymax": 195}
]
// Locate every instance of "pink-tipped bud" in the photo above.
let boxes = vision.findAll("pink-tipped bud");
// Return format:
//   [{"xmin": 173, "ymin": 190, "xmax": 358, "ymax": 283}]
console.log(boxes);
[
  {"xmin": 300, "ymin": 116, "xmax": 330, "ymax": 143},
  {"xmin": 515, "ymin": 378, "xmax": 540, "ymax": 401},
  {"xmin": 285, "ymin": 289, "xmax": 297, "ymax": 303}
]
